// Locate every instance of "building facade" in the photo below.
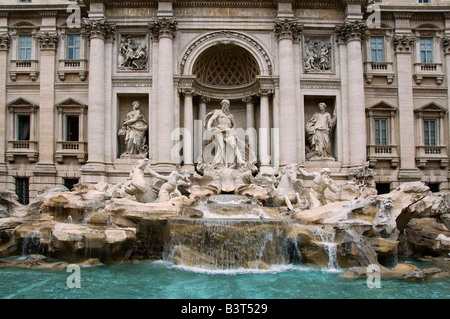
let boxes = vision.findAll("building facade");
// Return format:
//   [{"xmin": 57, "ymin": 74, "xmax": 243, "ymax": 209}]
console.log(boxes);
[{"xmin": 0, "ymin": 0, "xmax": 449, "ymax": 203}]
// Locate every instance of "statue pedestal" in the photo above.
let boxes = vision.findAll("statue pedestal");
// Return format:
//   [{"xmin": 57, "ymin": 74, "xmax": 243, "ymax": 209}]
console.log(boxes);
[
  {"xmin": 307, "ymin": 156, "xmax": 335, "ymax": 162},
  {"xmin": 119, "ymin": 153, "xmax": 147, "ymax": 160}
]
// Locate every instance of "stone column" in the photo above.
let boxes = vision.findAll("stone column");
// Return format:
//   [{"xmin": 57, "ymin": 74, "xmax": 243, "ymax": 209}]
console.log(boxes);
[
  {"xmin": 393, "ymin": 35, "xmax": 420, "ymax": 180},
  {"xmin": 199, "ymin": 96, "xmax": 209, "ymax": 124},
  {"xmin": 182, "ymin": 88, "xmax": 194, "ymax": 169},
  {"xmin": 336, "ymin": 21, "xmax": 367, "ymax": 167},
  {"xmin": 258, "ymin": 89, "xmax": 272, "ymax": 170},
  {"xmin": 34, "ymin": 31, "xmax": 58, "ymax": 177},
  {"xmin": 0, "ymin": 33, "xmax": 9, "ymax": 181},
  {"xmin": 243, "ymin": 96, "xmax": 255, "ymax": 130},
  {"xmin": 149, "ymin": 18, "xmax": 177, "ymax": 168},
  {"xmin": 274, "ymin": 19, "xmax": 302, "ymax": 166},
  {"xmin": 80, "ymin": 18, "xmax": 115, "ymax": 181},
  {"xmin": 198, "ymin": 95, "xmax": 209, "ymax": 151}
]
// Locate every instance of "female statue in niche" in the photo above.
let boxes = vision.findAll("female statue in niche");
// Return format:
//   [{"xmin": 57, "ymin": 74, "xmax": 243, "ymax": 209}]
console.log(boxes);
[
  {"xmin": 118, "ymin": 101, "xmax": 149, "ymax": 157},
  {"xmin": 305, "ymin": 102, "xmax": 336, "ymax": 159}
]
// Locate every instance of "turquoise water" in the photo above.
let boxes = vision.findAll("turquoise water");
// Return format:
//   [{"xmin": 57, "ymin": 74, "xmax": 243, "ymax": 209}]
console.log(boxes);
[{"xmin": 0, "ymin": 259, "xmax": 449, "ymax": 299}]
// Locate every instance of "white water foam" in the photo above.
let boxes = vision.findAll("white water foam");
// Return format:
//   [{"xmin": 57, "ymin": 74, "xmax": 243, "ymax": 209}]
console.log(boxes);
[{"xmin": 154, "ymin": 260, "xmax": 312, "ymax": 275}]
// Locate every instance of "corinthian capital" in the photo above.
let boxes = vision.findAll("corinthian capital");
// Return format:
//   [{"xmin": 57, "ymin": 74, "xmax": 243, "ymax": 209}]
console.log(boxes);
[
  {"xmin": 335, "ymin": 21, "xmax": 367, "ymax": 43},
  {"xmin": 37, "ymin": 32, "xmax": 59, "ymax": 51},
  {"xmin": 0, "ymin": 34, "xmax": 10, "ymax": 51},
  {"xmin": 443, "ymin": 36, "xmax": 450, "ymax": 55},
  {"xmin": 83, "ymin": 18, "xmax": 116, "ymax": 40},
  {"xmin": 273, "ymin": 19, "xmax": 303, "ymax": 41},
  {"xmin": 393, "ymin": 35, "xmax": 416, "ymax": 53},
  {"xmin": 148, "ymin": 18, "xmax": 178, "ymax": 40}
]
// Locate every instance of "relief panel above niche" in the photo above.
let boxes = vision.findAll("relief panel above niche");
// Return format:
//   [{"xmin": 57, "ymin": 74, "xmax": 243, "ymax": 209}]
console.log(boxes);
[
  {"xmin": 118, "ymin": 34, "xmax": 149, "ymax": 72},
  {"xmin": 303, "ymin": 36, "xmax": 333, "ymax": 74}
]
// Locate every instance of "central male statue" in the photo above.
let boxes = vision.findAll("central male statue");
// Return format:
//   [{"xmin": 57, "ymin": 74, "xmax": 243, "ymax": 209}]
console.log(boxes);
[{"xmin": 199, "ymin": 99, "xmax": 255, "ymax": 167}]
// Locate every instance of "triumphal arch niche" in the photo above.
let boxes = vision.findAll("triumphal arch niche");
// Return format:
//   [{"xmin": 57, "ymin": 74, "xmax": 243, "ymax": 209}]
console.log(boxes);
[{"xmin": 178, "ymin": 31, "xmax": 277, "ymax": 172}]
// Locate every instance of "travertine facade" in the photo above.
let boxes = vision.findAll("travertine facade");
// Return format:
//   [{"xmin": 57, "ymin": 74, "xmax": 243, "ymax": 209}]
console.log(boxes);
[{"xmin": 0, "ymin": 0, "xmax": 449, "ymax": 202}]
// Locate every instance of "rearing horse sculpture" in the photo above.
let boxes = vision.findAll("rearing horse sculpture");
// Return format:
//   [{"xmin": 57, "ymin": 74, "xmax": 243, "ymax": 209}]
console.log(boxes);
[{"xmin": 253, "ymin": 164, "xmax": 304, "ymax": 209}]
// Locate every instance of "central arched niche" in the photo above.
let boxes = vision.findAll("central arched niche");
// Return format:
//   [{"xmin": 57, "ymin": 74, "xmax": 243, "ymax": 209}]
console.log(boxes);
[{"xmin": 192, "ymin": 43, "xmax": 260, "ymax": 88}]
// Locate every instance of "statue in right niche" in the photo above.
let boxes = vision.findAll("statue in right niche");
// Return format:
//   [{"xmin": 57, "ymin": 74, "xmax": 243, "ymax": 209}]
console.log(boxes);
[
  {"xmin": 118, "ymin": 100, "xmax": 149, "ymax": 158},
  {"xmin": 305, "ymin": 102, "xmax": 336, "ymax": 160}
]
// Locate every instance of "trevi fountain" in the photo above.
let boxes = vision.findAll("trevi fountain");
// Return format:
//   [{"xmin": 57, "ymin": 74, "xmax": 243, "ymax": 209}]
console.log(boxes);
[{"xmin": 0, "ymin": 102, "xmax": 449, "ymax": 300}]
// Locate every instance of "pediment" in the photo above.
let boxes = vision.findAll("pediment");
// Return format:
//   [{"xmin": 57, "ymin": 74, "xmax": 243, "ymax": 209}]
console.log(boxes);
[
  {"xmin": 415, "ymin": 102, "xmax": 446, "ymax": 113},
  {"xmin": 55, "ymin": 98, "xmax": 87, "ymax": 110},
  {"xmin": 367, "ymin": 101, "xmax": 398, "ymax": 111},
  {"xmin": 6, "ymin": 97, "xmax": 38, "ymax": 109}
]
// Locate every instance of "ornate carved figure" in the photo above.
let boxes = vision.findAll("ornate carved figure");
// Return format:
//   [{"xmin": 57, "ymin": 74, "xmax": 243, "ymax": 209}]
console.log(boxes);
[
  {"xmin": 121, "ymin": 158, "xmax": 158, "ymax": 203},
  {"xmin": 118, "ymin": 101, "xmax": 149, "ymax": 157},
  {"xmin": 118, "ymin": 35, "xmax": 148, "ymax": 70},
  {"xmin": 199, "ymin": 99, "xmax": 256, "ymax": 167},
  {"xmin": 306, "ymin": 102, "xmax": 336, "ymax": 159},
  {"xmin": 298, "ymin": 167, "xmax": 338, "ymax": 208},
  {"xmin": 147, "ymin": 166, "xmax": 191, "ymax": 203},
  {"xmin": 304, "ymin": 37, "xmax": 332, "ymax": 73},
  {"xmin": 253, "ymin": 164, "xmax": 305, "ymax": 209}
]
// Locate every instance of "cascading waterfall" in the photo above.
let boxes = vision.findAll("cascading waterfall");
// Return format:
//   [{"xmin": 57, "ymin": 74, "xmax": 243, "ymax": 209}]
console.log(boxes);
[
  {"xmin": 22, "ymin": 230, "xmax": 47, "ymax": 256},
  {"xmin": 311, "ymin": 228, "xmax": 339, "ymax": 270},
  {"xmin": 163, "ymin": 218, "xmax": 301, "ymax": 269}
]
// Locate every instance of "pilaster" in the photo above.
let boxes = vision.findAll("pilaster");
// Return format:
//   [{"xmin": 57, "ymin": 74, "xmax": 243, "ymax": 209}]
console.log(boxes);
[
  {"xmin": 33, "ymin": 31, "xmax": 58, "ymax": 179},
  {"xmin": 0, "ymin": 33, "xmax": 9, "ymax": 181},
  {"xmin": 444, "ymin": 36, "xmax": 450, "ymax": 182},
  {"xmin": 393, "ymin": 34, "xmax": 420, "ymax": 180}
]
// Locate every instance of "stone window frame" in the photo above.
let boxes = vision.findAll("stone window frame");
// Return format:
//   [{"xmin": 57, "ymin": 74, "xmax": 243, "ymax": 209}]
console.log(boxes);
[
  {"xmin": 366, "ymin": 101, "xmax": 399, "ymax": 168},
  {"xmin": 414, "ymin": 102, "xmax": 448, "ymax": 169},
  {"xmin": 54, "ymin": 98, "xmax": 88, "ymax": 164},
  {"xmin": 412, "ymin": 25, "xmax": 444, "ymax": 85},
  {"xmin": 363, "ymin": 26, "xmax": 395, "ymax": 84},
  {"xmin": 57, "ymin": 26, "xmax": 88, "ymax": 81},
  {"xmin": 5, "ymin": 97, "xmax": 39, "ymax": 163},
  {"xmin": 9, "ymin": 23, "xmax": 40, "ymax": 81}
]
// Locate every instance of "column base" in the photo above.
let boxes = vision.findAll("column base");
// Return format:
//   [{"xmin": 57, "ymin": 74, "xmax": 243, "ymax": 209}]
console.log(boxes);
[
  {"xmin": 182, "ymin": 164, "xmax": 195, "ymax": 173},
  {"xmin": 259, "ymin": 165, "xmax": 277, "ymax": 175},
  {"xmin": 150, "ymin": 162, "xmax": 177, "ymax": 173},
  {"xmin": 397, "ymin": 169, "xmax": 421, "ymax": 183},
  {"xmin": 33, "ymin": 163, "xmax": 57, "ymax": 176},
  {"xmin": 80, "ymin": 163, "xmax": 107, "ymax": 184},
  {"xmin": 0, "ymin": 163, "xmax": 7, "ymax": 175}
]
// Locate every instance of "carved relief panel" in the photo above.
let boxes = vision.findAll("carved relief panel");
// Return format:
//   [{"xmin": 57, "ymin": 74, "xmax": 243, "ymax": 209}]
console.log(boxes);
[
  {"xmin": 117, "ymin": 34, "xmax": 149, "ymax": 71},
  {"xmin": 303, "ymin": 36, "xmax": 333, "ymax": 74}
]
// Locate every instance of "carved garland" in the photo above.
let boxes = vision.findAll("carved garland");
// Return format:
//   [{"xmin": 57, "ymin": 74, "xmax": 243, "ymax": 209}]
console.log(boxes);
[{"xmin": 180, "ymin": 31, "xmax": 273, "ymax": 75}]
